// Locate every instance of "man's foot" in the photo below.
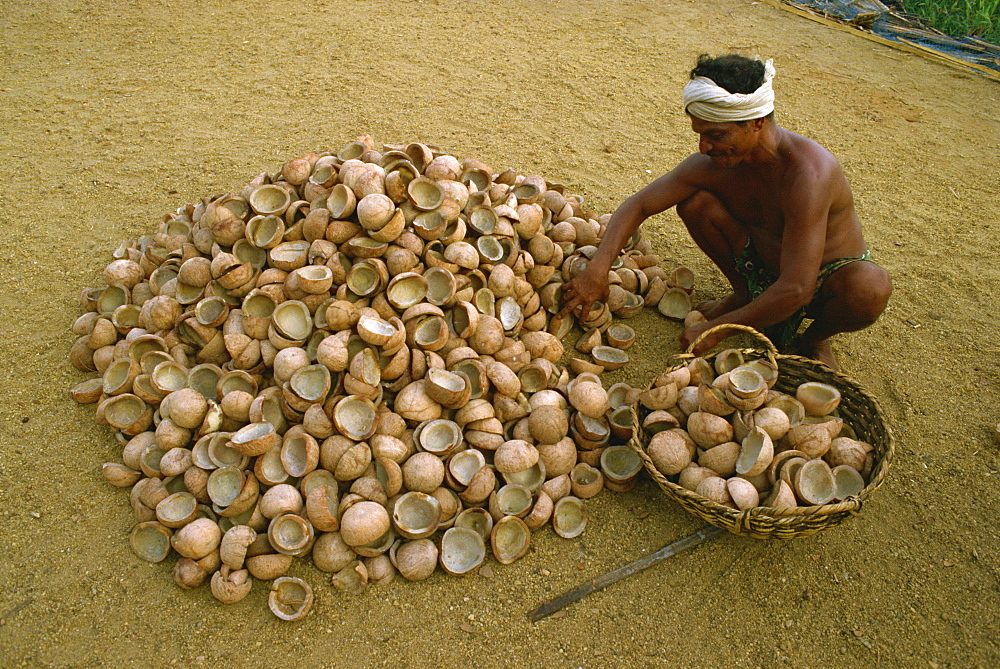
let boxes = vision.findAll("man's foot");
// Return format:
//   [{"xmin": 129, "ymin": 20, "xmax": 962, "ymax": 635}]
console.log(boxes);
[
  {"xmin": 798, "ymin": 338, "xmax": 840, "ymax": 372},
  {"xmin": 695, "ymin": 293, "xmax": 748, "ymax": 320}
]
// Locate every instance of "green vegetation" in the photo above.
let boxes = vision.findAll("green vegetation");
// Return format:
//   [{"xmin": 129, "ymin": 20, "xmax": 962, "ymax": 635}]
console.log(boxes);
[{"xmin": 902, "ymin": 0, "xmax": 1000, "ymax": 42}]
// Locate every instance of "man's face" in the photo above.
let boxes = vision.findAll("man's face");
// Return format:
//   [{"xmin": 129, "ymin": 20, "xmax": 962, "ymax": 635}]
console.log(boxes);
[{"xmin": 689, "ymin": 116, "xmax": 761, "ymax": 167}]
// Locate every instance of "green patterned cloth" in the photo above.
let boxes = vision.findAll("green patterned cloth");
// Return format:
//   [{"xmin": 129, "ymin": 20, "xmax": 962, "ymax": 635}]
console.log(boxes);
[{"xmin": 735, "ymin": 240, "xmax": 872, "ymax": 348}]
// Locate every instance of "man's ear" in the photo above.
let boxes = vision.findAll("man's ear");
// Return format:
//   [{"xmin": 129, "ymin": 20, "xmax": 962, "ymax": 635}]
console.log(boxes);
[{"xmin": 750, "ymin": 117, "xmax": 767, "ymax": 132}]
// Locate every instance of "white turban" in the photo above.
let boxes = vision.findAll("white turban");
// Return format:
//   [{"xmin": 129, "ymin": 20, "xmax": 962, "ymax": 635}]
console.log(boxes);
[{"xmin": 682, "ymin": 59, "xmax": 776, "ymax": 123}]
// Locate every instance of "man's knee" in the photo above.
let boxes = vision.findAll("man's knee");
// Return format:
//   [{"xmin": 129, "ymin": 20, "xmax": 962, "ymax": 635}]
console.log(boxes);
[
  {"xmin": 675, "ymin": 189, "xmax": 719, "ymax": 225},
  {"xmin": 827, "ymin": 261, "xmax": 891, "ymax": 326},
  {"xmin": 676, "ymin": 190, "xmax": 746, "ymax": 252}
]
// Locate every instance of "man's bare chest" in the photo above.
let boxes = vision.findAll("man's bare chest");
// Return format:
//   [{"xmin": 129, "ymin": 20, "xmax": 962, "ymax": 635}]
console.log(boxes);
[{"xmin": 713, "ymin": 177, "xmax": 784, "ymax": 232}]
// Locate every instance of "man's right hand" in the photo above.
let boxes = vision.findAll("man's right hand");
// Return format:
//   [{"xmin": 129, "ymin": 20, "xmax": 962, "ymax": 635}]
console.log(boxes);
[{"xmin": 556, "ymin": 264, "xmax": 609, "ymax": 320}]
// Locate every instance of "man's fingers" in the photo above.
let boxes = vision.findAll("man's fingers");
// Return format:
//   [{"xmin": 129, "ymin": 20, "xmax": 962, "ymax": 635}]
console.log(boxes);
[
  {"xmin": 557, "ymin": 279, "xmax": 580, "ymax": 319},
  {"xmin": 556, "ymin": 294, "xmax": 580, "ymax": 320},
  {"xmin": 556, "ymin": 302, "xmax": 574, "ymax": 320},
  {"xmin": 557, "ymin": 293, "xmax": 595, "ymax": 321}
]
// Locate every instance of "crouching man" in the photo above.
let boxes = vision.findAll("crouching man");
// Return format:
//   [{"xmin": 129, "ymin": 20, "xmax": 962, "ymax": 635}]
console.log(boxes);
[{"xmin": 559, "ymin": 54, "xmax": 891, "ymax": 371}]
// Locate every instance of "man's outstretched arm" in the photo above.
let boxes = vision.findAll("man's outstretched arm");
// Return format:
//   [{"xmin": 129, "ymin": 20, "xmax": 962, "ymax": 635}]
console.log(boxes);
[{"xmin": 558, "ymin": 161, "xmax": 702, "ymax": 319}]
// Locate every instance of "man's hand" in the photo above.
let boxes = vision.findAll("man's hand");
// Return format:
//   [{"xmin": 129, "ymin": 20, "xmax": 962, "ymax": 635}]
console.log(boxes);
[
  {"xmin": 679, "ymin": 321, "xmax": 733, "ymax": 355},
  {"xmin": 557, "ymin": 264, "xmax": 609, "ymax": 321}
]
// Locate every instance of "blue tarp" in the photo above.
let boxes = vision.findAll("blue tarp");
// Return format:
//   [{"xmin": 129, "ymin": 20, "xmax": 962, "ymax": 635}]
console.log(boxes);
[{"xmin": 787, "ymin": 0, "xmax": 1000, "ymax": 76}]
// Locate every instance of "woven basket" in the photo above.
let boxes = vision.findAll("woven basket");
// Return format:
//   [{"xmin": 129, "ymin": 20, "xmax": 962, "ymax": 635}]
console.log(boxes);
[{"xmin": 629, "ymin": 324, "xmax": 894, "ymax": 540}]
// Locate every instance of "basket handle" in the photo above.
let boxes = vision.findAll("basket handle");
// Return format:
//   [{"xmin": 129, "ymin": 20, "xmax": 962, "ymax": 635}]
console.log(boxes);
[{"xmin": 685, "ymin": 323, "xmax": 779, "ymax": 366}]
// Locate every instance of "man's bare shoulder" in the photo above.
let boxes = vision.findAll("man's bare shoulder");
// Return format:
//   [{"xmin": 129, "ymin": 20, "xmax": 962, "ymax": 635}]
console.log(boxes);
[
  {"xmin": 669, "ymin": 152, "xmax": 730, "ymax": 185},
  {"xmin": 778, "ymin": 128, "xmax": 843, "ymax": 177}
]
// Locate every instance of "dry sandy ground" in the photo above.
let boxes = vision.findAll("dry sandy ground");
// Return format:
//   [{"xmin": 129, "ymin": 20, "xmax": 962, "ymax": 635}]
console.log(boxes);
[{"xmin": 0, "ymin": 0, "xmax": 998, "ymax": 666}]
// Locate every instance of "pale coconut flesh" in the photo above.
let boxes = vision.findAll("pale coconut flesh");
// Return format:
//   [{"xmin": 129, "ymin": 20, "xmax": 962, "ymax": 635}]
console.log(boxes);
[
  {"xmin": 591, "ymin": 345, "xmax": 628, "ymax": 366},
  {"xmin": 105, "ymin": 395, "xmax": 146, "ymax": 426},
  {"xmin": 495, "ymin": 484, "xmax": 533, "ymax": 516},
  {"xmin": 243, "ymin": 291, "xmax": 275, "ymax": 317},
  {"xmin": 498, "ymin": 297, "xmax": 522, "ymax": 330},
  {"xmin": 657, "ymin": 287, "xmax": 691, "ymax": 319},
  {"xmin": 270, "ymin": 515, "xmax": 311, "ymax": 552},
  {"xmin": 359, "ymin": 316, "xmax": 397, "ymax": 338},
  {"xmin": 796, "ymin": 382, "xmax": 842, "ymax": 416},
  {"xmin": 600, "ymin": 445, "xmax": 642, "ymax": 481},
  {"xmin": 577, "ymin": 412, "xmax": 610, "ymax": 440},
  {"xmin": 130, "ymin": 523, "xmax": 172, "ymax": 562},
  {"xmin": 102, "ymin": 359, "xmax": 134, "ymax": 393},
  {"xmin": 347, "ymin": 264, "xmax": 378, "ymax": 295},
  {"xmin": 427, "ymin": 367, "xmax": 464, "ymax": 392},
  {"xmin": 449, "ymin": 449, "xmax": 486, "ymax": 486},
  {"xmin": 280, "ymin": 436, "xmax": 312, "ymax": 477},
  {"xmin": 415, "ymin": 316, "xmax": 447, "ymax": 346},
  {"xmin": 491, "ymin": 517, "xmax": 529, "ymax": 563},
  {"xmin": 469, "ymin": 207, "xmax": 497, "ymax": 234},
  {"xmin": 832, "ymin": 465, "xmax": 865, "ymax": 500},
  {"xmin": 273, "ymin": 301, "xmax": 312, "ymax": 340},
  {"xmin": 408, "ymin": 176, "xmax": 444, "ymax": 210},
  {"xmin": 195, "ymin": 297, "xmax": 226, "ymax": 324},
  {"xmin": 767, "ymin": 394, "xmax": 806, "ymax": 427},
  {"xmin": 190, "ymin": 439, "xmax": 215, "ymax": 470},
  {"xmin": 454, "ymin": 508, "xmax": 493, "ymax": 540},
  {"xmin": 249, "ymin": 184, "xmax": 290, "ymax": 213},
  {"xmin": 298, "ymin": 265, "xmax": 331, "ymax": 282},
  {"xmin": 233, "ymin": 239, "xmax": 267, "ymax": 268},
  {"xmin": 97, "ymin": 284, "xmax": 129, "ymax": 313},
  {"xmin": 157, "ymin": 492, "xmax": 197, "ymax": 524},
  {"xmin": 503, "ymin": 462, "xmax": 546, "ymax": 491},
  {"xmin": 387, "ymin": 276, "xmax": 427, "ymax": 307},
  {"xmin": 476, "ymin": 236, "xmax": 504, "ymax": 262},
  {"xmin": 348, "ymin": 237, "xmax": 387, "ymax": 254},
  {"xmin": 290, "ymin": 366, "xmax": 331, "ymax": 401},
  {"xmin": 736, "ymin": 427, "xmax": 774, "ymax": 476},
  {"xmin": 256, "ymin": 449, "xmax": 287, "ymax": 484},
  {"xmin": 393, "ymin": 492, "xmax": 440, "ymax": 535},
  {"xmin": 552, "ymin": 496, "xmax": 588, "ymax": 538},
  {"xmin": 424, "ymin": 268, "xmax": 454, "ymax": 304},
  {"xmin": 334, "ymin": 398, "xmax": 376, "ymax": 439},
  {"xmin": 207, "ymin": 467, "xmax": 244, "ymax": 507},
  {"xmin": 233, "ymin": 421, "xmax": 272, "ymax": 443},
  {"xmin": 207, "ymin": 439, "xmax": 245, "ymax": 468},
  {"xmin": 570, "ymin": 463, "xmax": 600, "ymax": 487},
  {"xmin": 174, "ymin": 281, "xmax": 204, "ymax": 304},
  {"xmin": 248, "ymin": 215, "xmax": 283, "ymax": 245},
  {"xmin": 419, "ymin": 418, "xmax": 461, "ymax": 453},
  {"xmin": 269, "ymin": 240, "xmax": 310, "ymax": 265},
  {"xmin": 795, "ymin": 459, "xmax": 836, "ymax": 505},
  {"xmin": 473, "ymin": 288, "xmax": 495, "ymax": 315},
  {"xmin": 439, "ymin": 527, "xmax": 486, "ymax": 574},
  {"xmin": 728, "ymin": 368, "xmax": 766, "ymax": 397},
  {"xmin": 609, "ymin": 406, "xmax": 633, "ymax": 431}
]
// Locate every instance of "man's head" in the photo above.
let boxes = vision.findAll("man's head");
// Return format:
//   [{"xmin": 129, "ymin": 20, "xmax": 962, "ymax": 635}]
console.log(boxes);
[
  {"xmin": 683, "ymin": 54, "xmax": 776, "ymax": 166},
  {"xmin": 689, "ymin": 54, "xmax": 772, "ymax": 100}
]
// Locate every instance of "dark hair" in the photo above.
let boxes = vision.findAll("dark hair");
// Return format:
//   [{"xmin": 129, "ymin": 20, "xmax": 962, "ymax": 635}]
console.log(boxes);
[{"xmin": 690, "ymin": 54, "xmax": 765, "ymax": 95}]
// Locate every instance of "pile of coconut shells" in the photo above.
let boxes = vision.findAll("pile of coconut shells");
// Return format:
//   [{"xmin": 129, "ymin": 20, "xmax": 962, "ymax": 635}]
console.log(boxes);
[
  {"xmin": 68, "ymin": 136, "xmax": 697, "ymax": 619},
  {"xmin": 639, "ymin": 348, "xmax": 876, "ymax": 511}
]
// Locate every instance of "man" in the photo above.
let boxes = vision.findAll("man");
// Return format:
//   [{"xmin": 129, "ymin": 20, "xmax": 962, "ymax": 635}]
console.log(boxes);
[{"xmin": 558, "ymin": 54, "xmax": 891, "ymax": 371}]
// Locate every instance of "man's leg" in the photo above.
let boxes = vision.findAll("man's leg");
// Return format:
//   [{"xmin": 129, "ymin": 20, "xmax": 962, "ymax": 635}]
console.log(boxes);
[
  {"xmin": 675, "ymin": 190, "xmax": 751, "ymax": 319},
  {"xmin": 798, "ymin": 261, "xmax": 892, "ymax": 371}
]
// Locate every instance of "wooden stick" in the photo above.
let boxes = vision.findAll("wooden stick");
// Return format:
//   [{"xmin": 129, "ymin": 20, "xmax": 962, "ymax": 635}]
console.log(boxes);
[{"xmin": 526, "ymin": 524, "xmax": 725, "ymax": 622}]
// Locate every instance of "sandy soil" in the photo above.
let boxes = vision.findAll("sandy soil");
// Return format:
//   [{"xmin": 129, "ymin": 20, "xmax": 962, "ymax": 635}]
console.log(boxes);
[{"xmin": 1, "ymin": 0, "xmax": 998, "ymax": 666}]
